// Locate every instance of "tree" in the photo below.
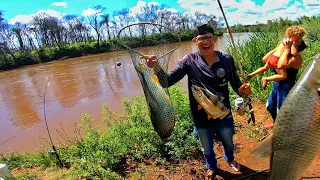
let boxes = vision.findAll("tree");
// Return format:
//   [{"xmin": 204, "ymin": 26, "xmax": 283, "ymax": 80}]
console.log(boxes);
[
  {"xmin": 86, "ymin": 5, "xmax": 106, "ymax": 50},
  {"xmin": 100, "ymin": 14, "xmax": 111, "ymax": 40},
  {"xmin": 12, "ymin": 23, "xmax": 26, "ymax": 51}
]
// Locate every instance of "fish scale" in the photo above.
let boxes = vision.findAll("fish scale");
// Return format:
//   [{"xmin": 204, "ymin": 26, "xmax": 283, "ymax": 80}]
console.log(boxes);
[
  {"xmin": 272, "ymin": 86, "xmax": 320, "ymax": 180},
  {"xmin": 137, "ymin": 65, "xmax": 176, "ymax": 139},
  {"xmin": 251, "ymin": 54, "xmax": 320, "ymax": 180}
]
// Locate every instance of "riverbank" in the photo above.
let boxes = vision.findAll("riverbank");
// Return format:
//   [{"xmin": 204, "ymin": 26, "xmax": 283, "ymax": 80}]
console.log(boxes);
[{"xmin": 0, "ymin": 29, "xmax": 224, "ymax": 72}]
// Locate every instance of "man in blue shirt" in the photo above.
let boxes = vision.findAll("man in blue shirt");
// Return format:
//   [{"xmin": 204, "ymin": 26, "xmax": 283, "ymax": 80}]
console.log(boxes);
[{"xmin": 142, "ymin": 24, "xmax": 252, "ymax": 179}]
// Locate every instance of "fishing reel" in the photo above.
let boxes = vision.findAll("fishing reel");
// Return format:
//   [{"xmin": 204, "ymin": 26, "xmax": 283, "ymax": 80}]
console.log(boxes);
[
  {"xmin": 234, "ymin": 97, "xmax": 255, "ymax": 124},
  {"xmin": 49, "ymin": 149, "xmax": 57, "ymax": 156},
  {"xmin": 234, "ymin": 97, "xmax": 245, "ymax": 116}
]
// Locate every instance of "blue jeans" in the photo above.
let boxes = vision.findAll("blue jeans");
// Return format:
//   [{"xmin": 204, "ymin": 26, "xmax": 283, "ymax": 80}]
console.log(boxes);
[
  {"xmin": 194, "ymin": 113, "xmax": 235, "ymax": 170},
  {"xmin": 266, "ymin": 81, "xmax": 295, "ymax": 122}
]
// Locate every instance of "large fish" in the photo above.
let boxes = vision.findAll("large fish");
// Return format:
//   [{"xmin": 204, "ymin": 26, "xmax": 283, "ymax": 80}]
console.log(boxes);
[
  {"xmin": 191, "ymin": 85, "xmax": 230, "ymax": 120},
  {"xmin": 136, "ymin": 63, "xmax": 176, "ymax": 139},
  {"xmin": 251, "ymin": 54, "xmax": 320, "ymax": 180}
]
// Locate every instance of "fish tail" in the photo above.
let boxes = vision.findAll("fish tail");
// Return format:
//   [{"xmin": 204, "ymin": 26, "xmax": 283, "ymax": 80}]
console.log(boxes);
[{"xmin": 251, "ymin": 132, "xmax": 274, "ymax": 158}]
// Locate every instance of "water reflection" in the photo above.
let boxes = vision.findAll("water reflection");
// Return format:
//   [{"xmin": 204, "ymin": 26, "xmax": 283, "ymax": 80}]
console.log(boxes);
[
  {"xmin": 0, "ymin": 33, "xmax": 251, "ymax": 153},
  {"xmin": 2, "ymin": 74, "xmax": 40, "ymax": 128}
]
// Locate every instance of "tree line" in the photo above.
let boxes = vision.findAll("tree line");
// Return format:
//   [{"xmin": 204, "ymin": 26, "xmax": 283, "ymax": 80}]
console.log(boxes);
[{"xmin": 0, "ymin": 3, "xmax": 319, "ymax": 70}]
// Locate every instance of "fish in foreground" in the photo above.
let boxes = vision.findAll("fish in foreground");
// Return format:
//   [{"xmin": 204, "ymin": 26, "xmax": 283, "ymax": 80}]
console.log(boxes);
[
  {"xmin": 191, "ymin": 85, "xmax": 230, "ymax": 120},
  {"xmin": 251, "ymin": 54, "xmax": 320, "ymax": 180},
  {"xmin": 136, "ymin": 63, "xmax": 176, "ymax": 139}
]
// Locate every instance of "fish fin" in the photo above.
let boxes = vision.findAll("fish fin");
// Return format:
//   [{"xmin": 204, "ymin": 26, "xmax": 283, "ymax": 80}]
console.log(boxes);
[
  {"xmin": 251, "ymin": 132, "xmax": 274, "ymax": 158},
  {"xmin": 153, "ymin": 75, "xmax": 160, "ymax": 84},
  {"xmin": 207, "ymin": 114, "xmax": 212, "ymax": 120},
  {"xmin": 167, "ymin": 96, "xmax": 172, "ymax": 103},
  {"xmin": 198, "ymin": 104, "xmax": 202, "ymax": 110}
]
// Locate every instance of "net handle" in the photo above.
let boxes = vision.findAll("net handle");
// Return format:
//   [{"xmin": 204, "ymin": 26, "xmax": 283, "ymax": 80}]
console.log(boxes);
[{"xmin": 116, "ymin": 22, "xmax": 181, "ymax": 60}]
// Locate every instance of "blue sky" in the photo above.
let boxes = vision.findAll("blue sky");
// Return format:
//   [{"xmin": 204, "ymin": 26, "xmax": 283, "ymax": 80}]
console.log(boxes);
[{"xmin": 1, "ymin": 0, "xmax": 319, "ymax": 26}]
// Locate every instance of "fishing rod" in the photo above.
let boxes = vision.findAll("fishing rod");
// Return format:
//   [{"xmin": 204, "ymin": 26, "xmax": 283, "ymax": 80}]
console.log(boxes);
[
  {"xmin": 216, "ymin": 0, "xmax": 256, "ymax": 124},
  {"xmin": 43, "ymin": 77, "xmax": 63, "ymax": 168}
]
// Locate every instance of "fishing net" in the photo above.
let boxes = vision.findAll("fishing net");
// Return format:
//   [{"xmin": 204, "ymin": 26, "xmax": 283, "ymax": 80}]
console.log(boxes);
[{"xmin": 117, "ymin": 22, "xmax": 181, "ymax": 139}]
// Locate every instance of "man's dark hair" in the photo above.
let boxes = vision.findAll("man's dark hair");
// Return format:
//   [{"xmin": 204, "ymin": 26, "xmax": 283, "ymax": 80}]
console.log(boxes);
[
  {"xmin": 193, "ymin": 24, "xmax": 214, "ymax": 37},
  {"xmin": 297, "ymin": 39, "xmax": 307, "ymax": 52}
]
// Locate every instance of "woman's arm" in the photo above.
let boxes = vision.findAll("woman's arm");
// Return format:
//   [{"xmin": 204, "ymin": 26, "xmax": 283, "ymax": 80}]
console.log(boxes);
[{"xmin": 277, "ymin": 53, "xmax": 302, "ymax": 69}]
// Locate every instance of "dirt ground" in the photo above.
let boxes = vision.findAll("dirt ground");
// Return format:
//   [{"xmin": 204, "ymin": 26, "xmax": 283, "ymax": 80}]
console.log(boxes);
[{"xmin": 127, "ymin": 102, "xmax": 320, "ymax": 180}]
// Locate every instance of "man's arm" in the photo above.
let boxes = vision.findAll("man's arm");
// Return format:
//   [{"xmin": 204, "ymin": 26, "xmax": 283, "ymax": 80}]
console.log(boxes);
[{"xmin": 154, "ymin": 56, "xmax": 188, "ymax": 88}]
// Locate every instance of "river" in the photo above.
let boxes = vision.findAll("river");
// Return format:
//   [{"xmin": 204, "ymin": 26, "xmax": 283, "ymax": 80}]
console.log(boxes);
[{"xmin": 0, "ymin": 33, "xmax": 251, "ymax": 154}]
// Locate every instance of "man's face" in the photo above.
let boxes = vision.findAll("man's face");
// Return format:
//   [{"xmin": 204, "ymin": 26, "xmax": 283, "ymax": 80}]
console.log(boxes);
[{"xmin": 194, "ymin": 33, "xmax": 216, "ymax": 55}]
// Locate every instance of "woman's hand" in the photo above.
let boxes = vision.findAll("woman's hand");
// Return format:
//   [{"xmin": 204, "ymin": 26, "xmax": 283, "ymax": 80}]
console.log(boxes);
[{"xmin": 282, "ymin": 38, "xmax": 293, "ymax": 50}]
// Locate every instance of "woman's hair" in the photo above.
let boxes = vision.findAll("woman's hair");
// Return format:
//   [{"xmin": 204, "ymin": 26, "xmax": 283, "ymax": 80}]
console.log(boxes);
[{"xmin": 285, "ymin": 26, "xmax": 307, "ymax": 37}]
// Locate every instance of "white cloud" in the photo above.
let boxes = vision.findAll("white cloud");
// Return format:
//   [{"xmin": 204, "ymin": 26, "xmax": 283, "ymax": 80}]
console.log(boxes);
[
  {"xmin": 177, "ymin": 0, "xmax": 320, "ymax": 26},
  {"xmin": 129, "ymin": 0, "xmax": 147, "ymax": 15},
  {"xmin": 164, "ymin": 8, "xmax": 178, "ymax": 13},
  {"xmin": 9, "ymin": 15, "xmax": 34, "ymax": 25},
  {"xmin": 82, "ymin": 8, "xmax": 104, "ymax": 17},
  {"xmin": 9, "ymin": 9, "xmax": 62, "ymax": 25},
  {"xmin": 303, "ymin": 0, "xmax": 320, "ymax": 6},
  {"xmin": 129, "ymin": 0, "xmax": 161, "ymax": 16},
  {"xmin": 82, "ymin": 8, "xmax": 97, "ymax": 16},
  {"xmin": 51, "ymin": 2, "xmax": 67, "ymax": 8},
  {"xmin": 303, "ymin": 0, "xmax": 320, "ymax": 12},
  {"xmin": 178, "ymin": 0, "xmax": 219, "ymax": 17}
]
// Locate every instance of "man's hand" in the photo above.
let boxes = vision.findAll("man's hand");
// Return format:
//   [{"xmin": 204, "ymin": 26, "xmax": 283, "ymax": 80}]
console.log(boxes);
[
  {"xmin": 140, "ymin": 55, "xmax": 158, "ymax": 68},
  {"xmin": 238, "ymin": 83, "xmax": 252, "ymax": 96}
]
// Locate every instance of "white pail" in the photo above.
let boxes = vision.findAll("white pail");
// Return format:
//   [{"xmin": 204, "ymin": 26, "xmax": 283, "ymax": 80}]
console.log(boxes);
[
  {"xmin": 0, "ymin": 164, "xmax": 13, "ymax": 179},
  {"xmin": 234, "ymin": 97, "xmax": 245, "ymax": 116}
]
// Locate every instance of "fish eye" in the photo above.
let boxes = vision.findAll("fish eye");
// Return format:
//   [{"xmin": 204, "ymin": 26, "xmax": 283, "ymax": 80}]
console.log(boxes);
[{"xmin": 318, "ymin": 88, "xmax": 320, "ymax": 96}]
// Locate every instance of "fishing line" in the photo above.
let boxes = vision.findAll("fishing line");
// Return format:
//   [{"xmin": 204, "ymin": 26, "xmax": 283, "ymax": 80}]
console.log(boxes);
[
  {"xmin": 216, "ymin": 0, "xmax": 256, "ymax": 124},
  {"xmin": 43, "ymin": 76, "xmax": 63, "ymax": 168},
  {"xmin": 231, "ymin": 169, "xmax": 270, "ymax": 180},
  {"xmin": 0, "ymin": 122, "xmax": 47, "ymax": 148}
]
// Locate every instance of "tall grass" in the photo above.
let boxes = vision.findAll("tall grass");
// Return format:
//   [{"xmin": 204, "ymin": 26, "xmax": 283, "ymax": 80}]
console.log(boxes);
[{"xmin": 226, "ymin": 32, "xmax": 281, "ymax": 100}]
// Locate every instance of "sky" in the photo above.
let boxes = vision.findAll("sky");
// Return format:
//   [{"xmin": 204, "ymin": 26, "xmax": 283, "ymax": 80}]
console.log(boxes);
[{"xmin": 1, "ymin": 0, "xmax": 319, "ymax": 26}]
